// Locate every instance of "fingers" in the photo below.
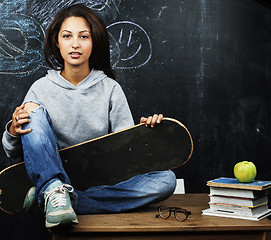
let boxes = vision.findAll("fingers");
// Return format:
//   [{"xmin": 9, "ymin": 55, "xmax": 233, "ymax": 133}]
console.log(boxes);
[
  {"xmin": 140, "ymin": 117, "xmax": 147, "ymax": 124},
  {"xmin": 9, "ymin": 105, "xmax": 32, "ymax": 136},
  {"xmin": 14, "ymin": 126, "xmax": 32, "ymax": 135},
  {"xmin": 14, "ymin": 105, "xmax": 30, "ymax": 124},
  {"xmin": 157, "ymin": 113, "xmax": 163, "ymax": 123},
  {"xmin": 15, "ymin": 112, "xmax": 31, "ymax": 124},
  {"xmin": 140, "ymin": 114, "xmax": 164, "ymax": 128}
]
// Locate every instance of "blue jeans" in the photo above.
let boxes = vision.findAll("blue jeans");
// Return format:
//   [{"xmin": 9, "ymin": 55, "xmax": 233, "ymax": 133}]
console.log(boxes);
[{"xmin": 21, "ymin": 104, "xmax": 176, "ymax": 214}]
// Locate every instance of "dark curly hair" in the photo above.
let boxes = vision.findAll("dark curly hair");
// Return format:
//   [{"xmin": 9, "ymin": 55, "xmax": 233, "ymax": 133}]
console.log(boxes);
[{"xmin": 44, "ymin": 4, "xmax": 115, "ymax": 79}]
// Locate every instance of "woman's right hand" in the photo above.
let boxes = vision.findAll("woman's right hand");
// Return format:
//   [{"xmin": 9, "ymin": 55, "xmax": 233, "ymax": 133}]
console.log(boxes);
[{"xmin": 9, "ymin": 105, "xmax": 32, "ymax": 136}]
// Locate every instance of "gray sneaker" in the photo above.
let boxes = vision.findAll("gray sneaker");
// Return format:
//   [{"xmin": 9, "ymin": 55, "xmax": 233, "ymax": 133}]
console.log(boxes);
[{"xmin": 44, "ymin": 180, "xmax": 78, "ymax": 228}]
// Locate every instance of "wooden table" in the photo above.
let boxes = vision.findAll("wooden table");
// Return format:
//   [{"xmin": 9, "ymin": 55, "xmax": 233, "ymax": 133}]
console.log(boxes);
[{"xmin": 51, "ymin": 194, "xmax": 271, "ymax": 240}]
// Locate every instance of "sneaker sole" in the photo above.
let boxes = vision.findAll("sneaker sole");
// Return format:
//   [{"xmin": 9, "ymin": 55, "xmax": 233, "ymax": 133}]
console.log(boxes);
[{"xmin": 46, "ymin": 218, "xmax": 79, "ymax": 228}]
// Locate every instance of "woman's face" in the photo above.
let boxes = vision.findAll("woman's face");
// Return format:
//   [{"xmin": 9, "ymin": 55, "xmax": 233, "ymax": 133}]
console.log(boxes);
[{"xmin": 57, "ymin": 16, "xmax": 93, "ymax": 71}]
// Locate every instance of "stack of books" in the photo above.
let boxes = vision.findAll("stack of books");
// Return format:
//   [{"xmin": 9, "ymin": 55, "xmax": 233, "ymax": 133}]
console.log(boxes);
[{"xmin": 202, "ymin": 177, "xmax": 271, "ymax": 221}]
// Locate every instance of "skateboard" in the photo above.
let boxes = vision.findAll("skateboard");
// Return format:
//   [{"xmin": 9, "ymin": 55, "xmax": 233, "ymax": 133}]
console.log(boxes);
[{"xmin": 0, "ymin": 117, "xmax": 193, "ymax": 214}]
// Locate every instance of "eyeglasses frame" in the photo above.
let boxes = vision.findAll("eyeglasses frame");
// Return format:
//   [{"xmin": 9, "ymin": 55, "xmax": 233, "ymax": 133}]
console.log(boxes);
[{"xmin": 157, "ymin": 206, "xmax": 191, "ymax": 222}]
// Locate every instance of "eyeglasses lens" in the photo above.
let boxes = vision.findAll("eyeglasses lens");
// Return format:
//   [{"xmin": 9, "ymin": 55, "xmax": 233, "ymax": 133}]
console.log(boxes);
[
  {"xmin": 159, "ymin": 207, "xmax": 170, "ymax": 219},
  {"xmin": 175, "ymin": 209, "xmax": 187, "ymax": 221}
]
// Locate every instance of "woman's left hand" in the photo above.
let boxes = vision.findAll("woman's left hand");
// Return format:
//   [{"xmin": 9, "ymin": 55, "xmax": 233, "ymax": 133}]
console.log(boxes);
[{"xmin": 140, "ymin": 114, "xmax": 163, "ymax": 128}]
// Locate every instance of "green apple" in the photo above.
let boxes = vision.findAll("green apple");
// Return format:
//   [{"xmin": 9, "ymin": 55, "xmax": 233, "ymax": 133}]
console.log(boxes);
[{"xmin": 234, "ymin": 161, "xmax": 257, "ymax": 183}]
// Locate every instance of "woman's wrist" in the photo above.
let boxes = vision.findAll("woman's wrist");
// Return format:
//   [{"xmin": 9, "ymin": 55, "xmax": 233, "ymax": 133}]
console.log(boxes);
[{"xmin": 7, "ymin": 121, "xmax": 19, "ymax": 137}]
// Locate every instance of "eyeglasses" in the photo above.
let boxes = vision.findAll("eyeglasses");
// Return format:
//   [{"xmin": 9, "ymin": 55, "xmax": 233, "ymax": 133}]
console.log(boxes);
[{"xmin": 156, "ymin": 206, "xmax": 191, "ymax": 222}]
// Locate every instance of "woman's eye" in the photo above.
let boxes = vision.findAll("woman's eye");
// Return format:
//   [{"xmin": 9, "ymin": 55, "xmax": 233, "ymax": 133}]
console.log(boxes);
[
  {"xmin": 81, "ymin": 35, "xmax": 88, "ymax": 39},
  {"xmin": 63, "ymin": 35, "xmax": 71, "ymax": 39}
]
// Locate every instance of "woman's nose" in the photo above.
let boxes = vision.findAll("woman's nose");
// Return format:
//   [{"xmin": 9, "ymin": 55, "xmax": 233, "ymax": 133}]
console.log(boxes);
[{"xmin": 72, "ymin": 38, "xmax": 79, "ymax": 49}]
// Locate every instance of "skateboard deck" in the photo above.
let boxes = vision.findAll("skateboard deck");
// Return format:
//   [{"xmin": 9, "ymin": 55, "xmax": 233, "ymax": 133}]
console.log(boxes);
[{"xmin": 0, "ymin": 117, "xmax": 193, "ymax": 214}]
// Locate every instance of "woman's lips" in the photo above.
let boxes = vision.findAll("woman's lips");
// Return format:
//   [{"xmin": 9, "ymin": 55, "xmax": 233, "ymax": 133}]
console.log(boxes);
[{"xmin": 69, "ymin": 52, "xmax": 81, "ymax": 59}]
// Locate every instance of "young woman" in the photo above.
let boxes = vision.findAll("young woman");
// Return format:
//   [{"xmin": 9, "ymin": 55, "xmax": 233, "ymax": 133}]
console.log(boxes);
[{"xmin": 2, "ymin": 4, "xmax": 176, "ymax": 228}]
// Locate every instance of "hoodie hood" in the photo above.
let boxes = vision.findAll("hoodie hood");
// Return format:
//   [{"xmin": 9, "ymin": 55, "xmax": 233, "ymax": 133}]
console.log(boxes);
[{"xmin": 46, "ymin": 69, "xmax": 108, "ymax": 90}]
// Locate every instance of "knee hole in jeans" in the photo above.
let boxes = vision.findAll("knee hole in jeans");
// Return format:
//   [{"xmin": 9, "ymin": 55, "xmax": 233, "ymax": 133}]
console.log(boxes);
[{"xmin": 24, "ymin": 102, "xmax": 40, "ymax": 114}]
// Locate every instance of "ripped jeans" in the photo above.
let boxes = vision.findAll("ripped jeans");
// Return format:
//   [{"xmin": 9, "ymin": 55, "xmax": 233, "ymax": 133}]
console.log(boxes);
[{"xmin": 21, "ymin": 103, "xmax": 176, "ymax": 214}]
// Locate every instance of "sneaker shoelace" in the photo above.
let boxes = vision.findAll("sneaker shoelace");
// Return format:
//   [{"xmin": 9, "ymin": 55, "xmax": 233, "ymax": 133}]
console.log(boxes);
[{"xmin": 44, "ymin": 184, "xmax": 74, "ymax": 212}]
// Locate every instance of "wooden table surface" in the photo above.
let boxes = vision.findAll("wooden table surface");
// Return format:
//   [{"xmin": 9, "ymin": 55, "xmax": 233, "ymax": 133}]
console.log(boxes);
[{"xmin": 52, "ymin": 194, "xmax": 271, "ymax": 233}]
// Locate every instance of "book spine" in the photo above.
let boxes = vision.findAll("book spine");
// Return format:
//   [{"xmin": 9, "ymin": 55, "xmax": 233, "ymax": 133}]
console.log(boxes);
[
  {"xmin": 207, "ymin": 178, "xmax": 271, "ymax": 191},
  {"xmin": 202, "ymin": 208, "xmax": 271, "ymax": 221},
  {"xmin": 209, "ymin": 187, "xmax": 267, "ymax": 198},
  {"xmin": 209, "ymin": 203, "xmax": 268, "ymax": 216},
  {"xmin": 209, "ymin": 195, "xmax": 268, "ymax": 207}
]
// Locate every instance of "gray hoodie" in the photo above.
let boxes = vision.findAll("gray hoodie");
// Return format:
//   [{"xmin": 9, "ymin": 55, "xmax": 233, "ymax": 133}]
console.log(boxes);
[{"xmin": 2, "ymin": 69, "xmax": 134, "ymax": 158}]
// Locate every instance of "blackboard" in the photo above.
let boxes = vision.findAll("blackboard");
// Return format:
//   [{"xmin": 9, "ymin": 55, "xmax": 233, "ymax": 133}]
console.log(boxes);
[
  {"xmin": 0, "ymin": 1, "xmax": 270, "ymax": 237},
  {"xmin": 1, "ymin": 0, "xmax": 271, "ymax": 190}
]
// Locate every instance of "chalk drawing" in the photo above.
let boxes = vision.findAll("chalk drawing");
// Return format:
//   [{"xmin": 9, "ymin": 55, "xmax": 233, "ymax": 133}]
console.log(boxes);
[
  {"xmin": 0, "ymin": 0, "xmax": 27, "ymax": 14},
  {"xmin": 107, "ymin": 21, "xmax": 152, "ymax": 69},
  {"xmin": 87, "ymin": 0, "xmax": 119, "ymax": 12},
  {"xmin": 0, "ymin": 13, "xmax": 45, "ymax": 75},
  {"xmin": 0, "ymin": 0, "xmax": 151, "ymax": 75},
  {"xmin": 29, "ymin": 0, "xmax": 121, "ymax": 29},
  {"xmin": 0, "ymin": 0, "xmax": 121, "ymax": 76}
]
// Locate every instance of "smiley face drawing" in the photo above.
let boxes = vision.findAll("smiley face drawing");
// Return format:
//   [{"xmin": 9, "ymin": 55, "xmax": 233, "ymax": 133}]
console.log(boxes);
[{"xmin": 107, "ymin": 21, "xmax": 152, "ymax": 69}]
